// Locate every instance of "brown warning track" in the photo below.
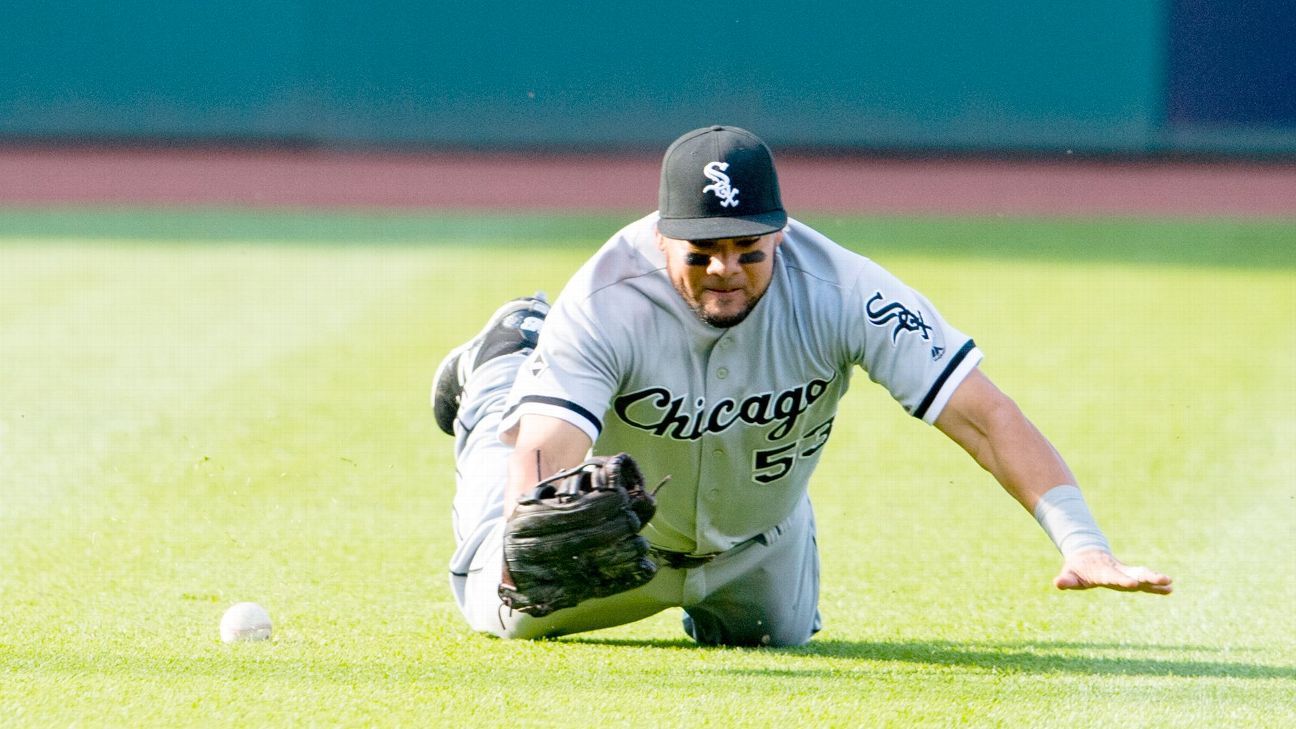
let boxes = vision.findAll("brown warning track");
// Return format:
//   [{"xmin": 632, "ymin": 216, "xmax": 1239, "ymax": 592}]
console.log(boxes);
[{"xmin": 2, "ymin": 146, "xmax": 1295, "ymax": 217}]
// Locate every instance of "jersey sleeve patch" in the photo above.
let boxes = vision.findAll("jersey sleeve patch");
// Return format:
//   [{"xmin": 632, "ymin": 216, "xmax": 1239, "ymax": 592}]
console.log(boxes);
[{"xmin": 865, "ymin": 290, "xmax": 947, "ymax": 361}]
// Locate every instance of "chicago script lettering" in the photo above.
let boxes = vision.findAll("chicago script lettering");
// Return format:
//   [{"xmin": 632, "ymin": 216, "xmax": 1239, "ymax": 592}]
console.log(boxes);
[{"xmin": 613, "ymin": 377, "xmax": 832, "ymax": 441}]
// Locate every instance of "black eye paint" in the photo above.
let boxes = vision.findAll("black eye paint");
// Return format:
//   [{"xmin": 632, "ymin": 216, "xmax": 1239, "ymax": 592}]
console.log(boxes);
[{"xmin": 684, "ymin": 249, "xmax": 766, "ymax": 266}]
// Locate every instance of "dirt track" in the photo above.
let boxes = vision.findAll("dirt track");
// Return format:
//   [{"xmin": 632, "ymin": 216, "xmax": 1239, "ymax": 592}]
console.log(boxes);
[{"xmin": 2, "ymin": 147, "xmax": 1295, "ymax": 217}]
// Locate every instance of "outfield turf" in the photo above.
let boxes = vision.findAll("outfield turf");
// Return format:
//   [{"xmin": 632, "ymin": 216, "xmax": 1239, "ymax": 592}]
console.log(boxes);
[{"xmin": 1, "ymin": 209, "xmax": 1293, "ymax": 727}]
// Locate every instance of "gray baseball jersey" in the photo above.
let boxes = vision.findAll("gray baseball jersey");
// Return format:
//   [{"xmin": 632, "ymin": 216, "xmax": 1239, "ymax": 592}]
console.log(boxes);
[{"xmin": 500, "ymin": 213, "xmax": 982, "ymax": 555}]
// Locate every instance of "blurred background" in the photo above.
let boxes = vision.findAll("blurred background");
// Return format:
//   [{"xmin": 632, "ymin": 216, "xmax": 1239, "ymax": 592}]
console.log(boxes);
[{"xmin": 2, "ymin": 0, "xmax": 1292, "ymax": 156}]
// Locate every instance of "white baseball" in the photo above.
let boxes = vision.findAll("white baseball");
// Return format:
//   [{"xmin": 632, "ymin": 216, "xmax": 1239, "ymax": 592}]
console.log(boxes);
[{"xmin": 220, "ymin": 602, "xmax": 272, "ymax": 643}]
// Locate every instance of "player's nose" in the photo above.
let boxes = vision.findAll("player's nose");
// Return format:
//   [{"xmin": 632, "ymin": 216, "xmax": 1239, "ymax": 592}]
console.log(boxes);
[{"xmin": 705, "ymin": 252, "xmax": 741, "ymax": 277}]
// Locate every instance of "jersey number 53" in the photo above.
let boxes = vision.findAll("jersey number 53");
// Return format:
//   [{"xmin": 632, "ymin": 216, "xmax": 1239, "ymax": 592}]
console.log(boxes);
[{"xmin": 751, "ymin": 417, "xmax": 835, "ymax": 484}]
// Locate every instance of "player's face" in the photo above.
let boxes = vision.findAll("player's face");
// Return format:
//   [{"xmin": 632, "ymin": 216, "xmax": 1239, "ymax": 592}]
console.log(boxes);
[{"xmin": 657, "ymin": 230, "xmax": 784, "ymax": 328}]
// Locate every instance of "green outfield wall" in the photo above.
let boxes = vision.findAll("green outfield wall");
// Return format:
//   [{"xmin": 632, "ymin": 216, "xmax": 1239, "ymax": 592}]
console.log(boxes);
[{"xmin": 2, "ymin": 1, "xmax": 1292, "ymax": 155}]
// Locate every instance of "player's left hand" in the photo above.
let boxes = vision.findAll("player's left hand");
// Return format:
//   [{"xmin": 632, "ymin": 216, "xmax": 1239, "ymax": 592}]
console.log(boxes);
[{"xmin": 1053, "ymin": 549, "xmax": 1173, "ymax": 595}]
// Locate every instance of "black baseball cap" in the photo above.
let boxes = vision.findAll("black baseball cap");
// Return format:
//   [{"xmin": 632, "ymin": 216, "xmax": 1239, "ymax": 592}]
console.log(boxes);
[{"xmin": 657, "ymin": 125, "xmax": 787, "ymax": 241}]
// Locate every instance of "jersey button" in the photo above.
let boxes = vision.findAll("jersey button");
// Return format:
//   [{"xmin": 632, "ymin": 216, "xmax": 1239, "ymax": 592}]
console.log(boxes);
[
  {"xmin": 712, "ymin": 448, "xmax": 725, "ymax": 458},
  {"xmin": 716, "ymin": 367, "xmax": 729, "ymax": 379},
  {"xmin": 707, "ymin": 488, "xmax": 721, "ymax": 500}
]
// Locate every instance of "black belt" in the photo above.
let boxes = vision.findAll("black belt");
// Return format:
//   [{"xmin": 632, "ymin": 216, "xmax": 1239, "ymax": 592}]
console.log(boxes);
[
  {"xmin": 648, "ymin": 547, "xmax": 720, "ymax": 570},
  {"xmin": 645, "ymin": 526, "xmax": 767, "ymax": 568}
]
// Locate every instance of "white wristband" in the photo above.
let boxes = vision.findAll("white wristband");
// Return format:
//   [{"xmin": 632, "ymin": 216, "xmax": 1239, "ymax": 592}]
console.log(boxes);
[{"xmin": 1032, "ymin": 485, "xmax": 1111, "ymax": 557}]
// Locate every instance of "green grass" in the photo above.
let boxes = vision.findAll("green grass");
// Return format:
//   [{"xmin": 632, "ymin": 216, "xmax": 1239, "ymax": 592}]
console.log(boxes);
[{"xmin": 1, "ymin": 209, "xmax": 1293, "ymax": 727}]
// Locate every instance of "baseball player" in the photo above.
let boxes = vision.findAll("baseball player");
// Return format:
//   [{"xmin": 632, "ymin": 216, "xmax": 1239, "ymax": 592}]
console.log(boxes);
[{"xmin": 436, "ymin": 126, "xmax": 1172, "ymax": 646}]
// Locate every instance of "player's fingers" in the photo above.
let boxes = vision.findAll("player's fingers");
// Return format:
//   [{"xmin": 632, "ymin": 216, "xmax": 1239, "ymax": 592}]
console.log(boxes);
[
  {"xmin": 1097, "ymin": 564, "xmax": 1174, "ymax": 593},
  {"xmin": 1055, "ymin": 565, "xmax": 1136, "ymax": 591},
  {"xmin": 1091, "ymin": 571, "xmax": 1142, "ymax": 591},
  {"xmin": 1055, "ymin": 562, "xmax": 1174, "ymax": 593},
  {"xmin": 1135, "ymin": 581, "xmax": 1174, "ymax": 595},
  {"xmin": 1122, "ymin": 565, "xmax": 1174, "ymax": 595}
]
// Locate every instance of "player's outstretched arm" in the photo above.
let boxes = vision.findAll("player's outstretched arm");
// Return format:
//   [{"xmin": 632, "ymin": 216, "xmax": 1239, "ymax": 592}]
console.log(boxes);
[{"xmin": 934, "ymin": 369, "xmax": 1173, "ymax": 595}]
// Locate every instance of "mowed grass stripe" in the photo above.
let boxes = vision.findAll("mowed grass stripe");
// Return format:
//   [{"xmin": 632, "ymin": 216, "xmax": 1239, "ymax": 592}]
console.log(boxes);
[{"xmin": 1, "ymin": 244, "xmax": 436, "ymax": 519}]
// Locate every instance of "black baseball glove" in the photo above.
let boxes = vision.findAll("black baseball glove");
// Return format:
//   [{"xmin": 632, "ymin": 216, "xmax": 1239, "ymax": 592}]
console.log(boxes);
[{"xmin": 499, "ymin": 453, "xmax": 658, "ymax": 617}]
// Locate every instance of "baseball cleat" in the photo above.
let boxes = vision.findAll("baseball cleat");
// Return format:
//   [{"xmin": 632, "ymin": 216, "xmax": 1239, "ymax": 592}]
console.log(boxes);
[{"xmin": 432, "ymin": 293, "xmax": 549, "ymax": 435}]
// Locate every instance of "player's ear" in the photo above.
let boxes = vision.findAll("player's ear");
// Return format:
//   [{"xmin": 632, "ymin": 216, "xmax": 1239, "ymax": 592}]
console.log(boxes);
[{"xmin": 772, "ymin": 230, "xmax": 785, "ymax": 248}]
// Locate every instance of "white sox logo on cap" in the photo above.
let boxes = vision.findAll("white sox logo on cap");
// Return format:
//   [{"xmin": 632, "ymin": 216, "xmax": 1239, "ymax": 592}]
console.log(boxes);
[
  {"xmin": 657, "ymin": 126, "xmax": 785, "ymax": 240},
  {"xmin": 702, "ymin": 161, "xmax": 739, "ymax": 208}
]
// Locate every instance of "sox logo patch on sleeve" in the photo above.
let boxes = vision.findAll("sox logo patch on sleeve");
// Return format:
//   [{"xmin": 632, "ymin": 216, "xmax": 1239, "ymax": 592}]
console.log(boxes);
[{"xmin": 865, "ymin": 291, "xmax": 948, "ymax": 361}]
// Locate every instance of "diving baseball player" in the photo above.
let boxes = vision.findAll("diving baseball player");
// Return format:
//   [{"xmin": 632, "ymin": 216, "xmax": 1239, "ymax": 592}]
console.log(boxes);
[{"xmin": 436, "ymin": 126, "xmax": 1172, "ymax": 646}]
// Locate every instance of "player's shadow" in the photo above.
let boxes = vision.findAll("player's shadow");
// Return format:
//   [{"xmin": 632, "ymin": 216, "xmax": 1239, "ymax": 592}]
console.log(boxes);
[{"xmin": 567, "ymin": 637, "xmax": 1294, "ymax": 680}]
